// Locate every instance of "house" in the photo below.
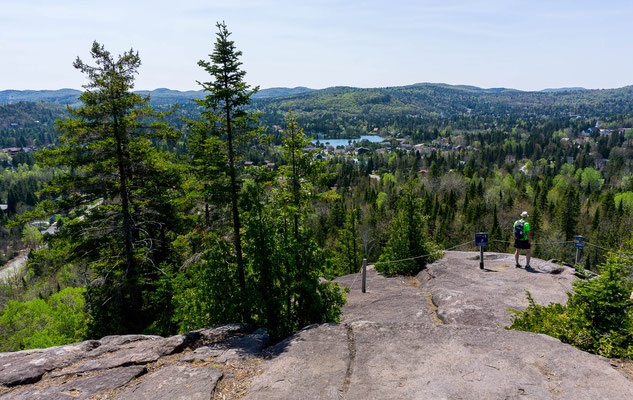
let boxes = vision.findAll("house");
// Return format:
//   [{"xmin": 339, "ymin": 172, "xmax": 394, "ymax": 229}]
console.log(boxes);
[
  {"xmin": 356, "ymin": 147, "xmax": 370, "ymax": 155},
  {"xmin": 0, "ymin": 147, "xmax": 22, "ymax": 155},
  {"xmin": 418, "ymin": 168, "xmax": 430, "ymax": 175}
]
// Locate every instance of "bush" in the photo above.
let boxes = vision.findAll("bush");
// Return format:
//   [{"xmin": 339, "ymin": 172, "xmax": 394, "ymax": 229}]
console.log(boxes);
[
  {"xmin": 507, "ymin": 255, "xmax": 633, "ymax": 358},
  {"xmin": 0, "ymin": 287, "xmax": 88, "ymax": 351}
]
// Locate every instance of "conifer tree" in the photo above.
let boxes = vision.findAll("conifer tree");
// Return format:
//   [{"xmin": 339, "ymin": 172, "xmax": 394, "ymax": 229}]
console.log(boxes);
[
  {"xmin": 29, "ymin": 42, "xmax": 180, "ymax": 335},
  {"xmin": 334, "ymin": 207, "xmax": 363, "ymax": 275},
  {"xmin": 376, "ymin": 181, "xmax": 438, "ymax": 276},
  {"xmin": 196, "ymin": 22, "xmax": 261, "ymax": 317}
]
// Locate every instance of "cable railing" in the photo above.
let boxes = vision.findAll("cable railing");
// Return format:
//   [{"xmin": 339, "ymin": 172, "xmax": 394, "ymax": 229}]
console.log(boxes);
[{"xmin": 345, "ymin": 236, "xmax": 632, "ymax": 291}]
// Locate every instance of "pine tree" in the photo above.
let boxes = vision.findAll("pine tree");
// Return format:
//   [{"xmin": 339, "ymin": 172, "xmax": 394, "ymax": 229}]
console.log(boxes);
[
  {"xmin": 196, "ymin": 22, "xmax": 262, "ymax": 319},
  {"xmin": 376, "ymin": 181, "xmax": 438, "ymax": 276},
  {"xmin": 31, "ymin": 42, "xmax": 181, "ymax": 335},
  {"xmin": 489, "ymin": 205, "xmax": 504, "ymax": 252},
  {"xmin": 556, "ymin": 186, "xmax": 580, "ymax": 241},
  {"xmin": 334, "ymin": 208, "xmax": 363, "ymax": 275}
]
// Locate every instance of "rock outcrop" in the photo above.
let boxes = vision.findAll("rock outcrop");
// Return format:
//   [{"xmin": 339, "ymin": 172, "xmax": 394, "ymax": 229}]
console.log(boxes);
[
  {"xmin": 0, "ymin": 324, "xmax": 269, "ymax": 399},
  {"xmin": 2, "ymin": 251, "xmax": 632, "ymax": 399},
  {"xmin": 245, "ymin": 252, "xmax": 633, "ymax": 399}
]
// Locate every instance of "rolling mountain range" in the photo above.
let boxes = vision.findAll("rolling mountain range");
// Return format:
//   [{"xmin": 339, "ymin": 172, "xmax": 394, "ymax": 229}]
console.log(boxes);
[{"xmin": 1, "ymin": 83, "xmax": 633, "ymax": 120}]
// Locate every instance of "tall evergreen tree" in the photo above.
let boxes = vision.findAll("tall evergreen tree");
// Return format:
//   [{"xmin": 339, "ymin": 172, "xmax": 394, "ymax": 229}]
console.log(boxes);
[
  {"xmin": 196, "ymin": 22, "xmax": 261, "ymax": 318},
  {"xmin": 376, "ymin": 181, "xmax": 438, "ymax": 276},
  {"xmin": 30, "ymin": 42, "xmax": 181, "ymax": 335}
]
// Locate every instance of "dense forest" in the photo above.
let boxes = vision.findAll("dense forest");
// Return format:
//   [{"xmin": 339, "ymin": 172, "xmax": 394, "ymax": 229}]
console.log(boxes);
[{"xmin": 2, "ymin": 23, "xmax": 633, "ymax": 357}]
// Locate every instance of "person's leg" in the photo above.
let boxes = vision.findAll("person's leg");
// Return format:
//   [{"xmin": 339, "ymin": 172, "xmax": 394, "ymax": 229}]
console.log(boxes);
[
  {"xmin": 526, "ymin": 248, "xmax": 531, "ymax": 267},
  {"xmin": 515, "ymin": 248, "xmax": 520, "ymax": 266}
]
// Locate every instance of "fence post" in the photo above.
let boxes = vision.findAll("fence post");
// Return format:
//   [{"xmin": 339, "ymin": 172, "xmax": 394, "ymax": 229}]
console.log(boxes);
[{"xmin": 362, "ymin": 258, "xmax": 367, "ymax": 293}]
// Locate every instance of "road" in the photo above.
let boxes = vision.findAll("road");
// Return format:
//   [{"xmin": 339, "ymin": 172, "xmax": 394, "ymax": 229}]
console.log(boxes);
[{"xmin": 0, "ymin": 250, "xmax": 28, "ymax": 283}]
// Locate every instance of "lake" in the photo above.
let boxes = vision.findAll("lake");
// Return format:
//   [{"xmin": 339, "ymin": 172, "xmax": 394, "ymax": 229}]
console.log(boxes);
[{"xmin": 311, "ymin": 135, "xmax": 385, "ymax": 148}]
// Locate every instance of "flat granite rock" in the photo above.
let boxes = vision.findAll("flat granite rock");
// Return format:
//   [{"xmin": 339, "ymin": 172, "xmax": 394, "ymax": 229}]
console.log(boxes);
[
  {"xmin": 0, "ymin": 365, "xmax": 146, "ymax": 400},
  {"xmin": 116, "ymin": 365, "xmax": 223, "ymax": 400},
  {"xmin": 245, "ymin": 324, "xmax": 350, "ymax": 400},
  {"xmin": 421, "ymin": 251, "xmax": 576, "ymax": 327},
  {"xmin": 244, "ymin": 251, "xmax": 633, "ymax": 399}
]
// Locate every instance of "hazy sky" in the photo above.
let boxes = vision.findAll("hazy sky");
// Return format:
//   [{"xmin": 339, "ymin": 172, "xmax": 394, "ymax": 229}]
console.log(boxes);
[{"xmin": 2, "ymin": 0, "xmax": 632, "ymax": 91}]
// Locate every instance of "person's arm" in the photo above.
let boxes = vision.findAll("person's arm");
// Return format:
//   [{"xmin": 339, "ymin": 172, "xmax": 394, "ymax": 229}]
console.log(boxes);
[{"xmin": 527, "ymin": 229, "xmax": 532, "ymax": 244}]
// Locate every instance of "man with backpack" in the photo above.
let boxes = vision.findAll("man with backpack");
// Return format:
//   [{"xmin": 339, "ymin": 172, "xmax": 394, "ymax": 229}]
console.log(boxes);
[{"xmin": 514, "ymin": 211, "xmax": 532, "ymax": 269}]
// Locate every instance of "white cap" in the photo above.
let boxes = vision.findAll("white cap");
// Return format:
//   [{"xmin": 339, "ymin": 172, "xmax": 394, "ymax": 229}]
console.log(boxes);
[{"xmin": 521, "ymin": 211, "xmax": 529, "ymax": 218}]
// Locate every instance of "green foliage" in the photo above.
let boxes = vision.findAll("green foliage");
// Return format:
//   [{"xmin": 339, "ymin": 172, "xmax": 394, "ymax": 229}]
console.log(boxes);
[
  {"xmin": 172, "ymin": 232, "xmax": 240, "ymax": 332},
  {"xmin": 0, "ymin": 287, "xmax": 88, "ymax": 351},
  {"xmin": 376, "ymin": 182, "xmax": 440, "ymax": 276},
  {"xmin": 333, "ymin": 208, "xmax": 363, "ymax": 276},
  {"xmin": 508, "ymin": 255, "xmax": 633, "ymax": 358}
]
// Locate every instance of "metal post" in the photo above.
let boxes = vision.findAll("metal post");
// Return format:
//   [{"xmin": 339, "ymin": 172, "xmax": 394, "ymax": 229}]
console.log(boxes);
[
  {"xmin": 575, "ymin": 248, "xmax": 580, "ymax": 266},
  {"xmin": 362, "ymin": 258, "xmax": 367, "ymax": 293},
  {"xmin": 479, "ymin": 246, "xmax": 484, "ymax": 269}
]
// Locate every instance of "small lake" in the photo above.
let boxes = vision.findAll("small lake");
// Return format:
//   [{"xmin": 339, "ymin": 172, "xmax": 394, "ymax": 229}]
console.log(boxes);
[{"xmin": 311, "ymin": 135, "xmax": 385, "ymax": 147}]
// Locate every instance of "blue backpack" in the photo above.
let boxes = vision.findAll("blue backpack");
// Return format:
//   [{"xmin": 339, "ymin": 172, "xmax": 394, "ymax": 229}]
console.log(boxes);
[{"xmin": 514, "ymin": 220, "xmax": 525, "ymax": 240}]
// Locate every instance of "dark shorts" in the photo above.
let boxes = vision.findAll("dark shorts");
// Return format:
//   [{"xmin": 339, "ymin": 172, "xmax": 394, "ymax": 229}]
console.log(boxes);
[{"xmin": 514, "ymin": 239, "xmax": 531, "ymax": 249}]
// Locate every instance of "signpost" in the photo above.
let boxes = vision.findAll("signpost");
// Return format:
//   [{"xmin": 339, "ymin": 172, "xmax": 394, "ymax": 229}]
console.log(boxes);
[
  {"xmin": 574, "ymin": 236, "xmax": 585, "ymax": 265},
  {"xmin": 475, "ymin": 233, "xmax": 489, "ymax": 269}
]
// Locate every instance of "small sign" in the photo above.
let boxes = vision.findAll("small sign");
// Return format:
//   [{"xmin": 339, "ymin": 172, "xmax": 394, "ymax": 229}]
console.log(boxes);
[
  {"xmin": 475, "ymin": 232, "xmax": 489, "ymax": 247},
  {"xmin": 575, "ymin": 236, "xmax": 585, "ymax": 249}
]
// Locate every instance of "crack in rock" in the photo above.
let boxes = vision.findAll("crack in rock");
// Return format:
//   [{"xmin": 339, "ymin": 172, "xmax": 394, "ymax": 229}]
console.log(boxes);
[{"xmin": 341, "ymin": 324, "xmax": 356, "ymax": 397}]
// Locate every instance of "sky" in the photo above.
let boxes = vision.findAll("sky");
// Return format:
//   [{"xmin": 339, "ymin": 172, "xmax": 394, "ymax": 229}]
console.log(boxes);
[{"xmin": 1, "ymin": 0, "xmax": 632, "ymax": 91}]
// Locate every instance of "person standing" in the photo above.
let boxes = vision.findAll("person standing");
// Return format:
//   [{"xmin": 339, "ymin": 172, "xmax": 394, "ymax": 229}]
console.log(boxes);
[{"xmin": 514, "ymin": 211, "xmax": 532, "ymax": 268}]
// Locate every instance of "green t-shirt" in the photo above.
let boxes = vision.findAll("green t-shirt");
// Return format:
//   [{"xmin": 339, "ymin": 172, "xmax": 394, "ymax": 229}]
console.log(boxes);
[{"xmin": 514, "ymin": 219, "xmax": 530, "ymax": 241}]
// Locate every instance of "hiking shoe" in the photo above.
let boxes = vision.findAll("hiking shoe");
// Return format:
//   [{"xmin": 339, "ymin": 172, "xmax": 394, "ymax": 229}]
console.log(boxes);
[{"xmin": 515, "ymin": 263, "xmax": 522, "ymax": 268}]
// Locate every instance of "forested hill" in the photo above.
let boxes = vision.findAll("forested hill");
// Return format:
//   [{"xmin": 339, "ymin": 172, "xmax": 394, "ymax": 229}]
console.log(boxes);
[
  {"xmin": 3, "ymin": 84, "xmax": 633, "ymax": 119},
  {"xmin": 0, "ymin": 86, "xmax": 315, "ymax": 106},
  {"xmin": 254, "ymin": 83, "xmax": 633, "ymax": 119}
]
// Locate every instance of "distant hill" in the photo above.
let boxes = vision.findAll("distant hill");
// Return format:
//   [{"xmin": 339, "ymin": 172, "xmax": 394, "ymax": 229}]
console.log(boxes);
[
  {"xmin": 251, "ymin": 87, "xmax": 314, "ymax": 99},
  {"xmin": 254, "ymin": 82, "xmax": 633, "ymax": 119},
  {"xmin": 0, "ymin": 89, "xmax": 82, "ymax": 105},
  {"xmin": 540, "ymin": 87, "xmax": 588, "ymax": 92},
  {"xmin": 3, "ymin": 83, "xmax": 633, "ymax": 120},
  {"xmin": 0, "ymin": 87, "xmax": 315, "ymax": 106}
]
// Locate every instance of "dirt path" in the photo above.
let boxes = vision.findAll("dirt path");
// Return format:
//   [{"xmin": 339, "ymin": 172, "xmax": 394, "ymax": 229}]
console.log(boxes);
[{"xmin": 0, "ymin": 250, "xmax": 28, "ymax": 282}]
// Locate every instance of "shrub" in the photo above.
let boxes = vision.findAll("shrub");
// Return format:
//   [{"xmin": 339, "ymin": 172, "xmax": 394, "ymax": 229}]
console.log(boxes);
[
  {"xmin": 508, "ymin": 255, "xmax": 633, "ymax": 358},
  {"xmin": 0, "ymin": 287, "xmax": 88, "ymax": 351}
]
